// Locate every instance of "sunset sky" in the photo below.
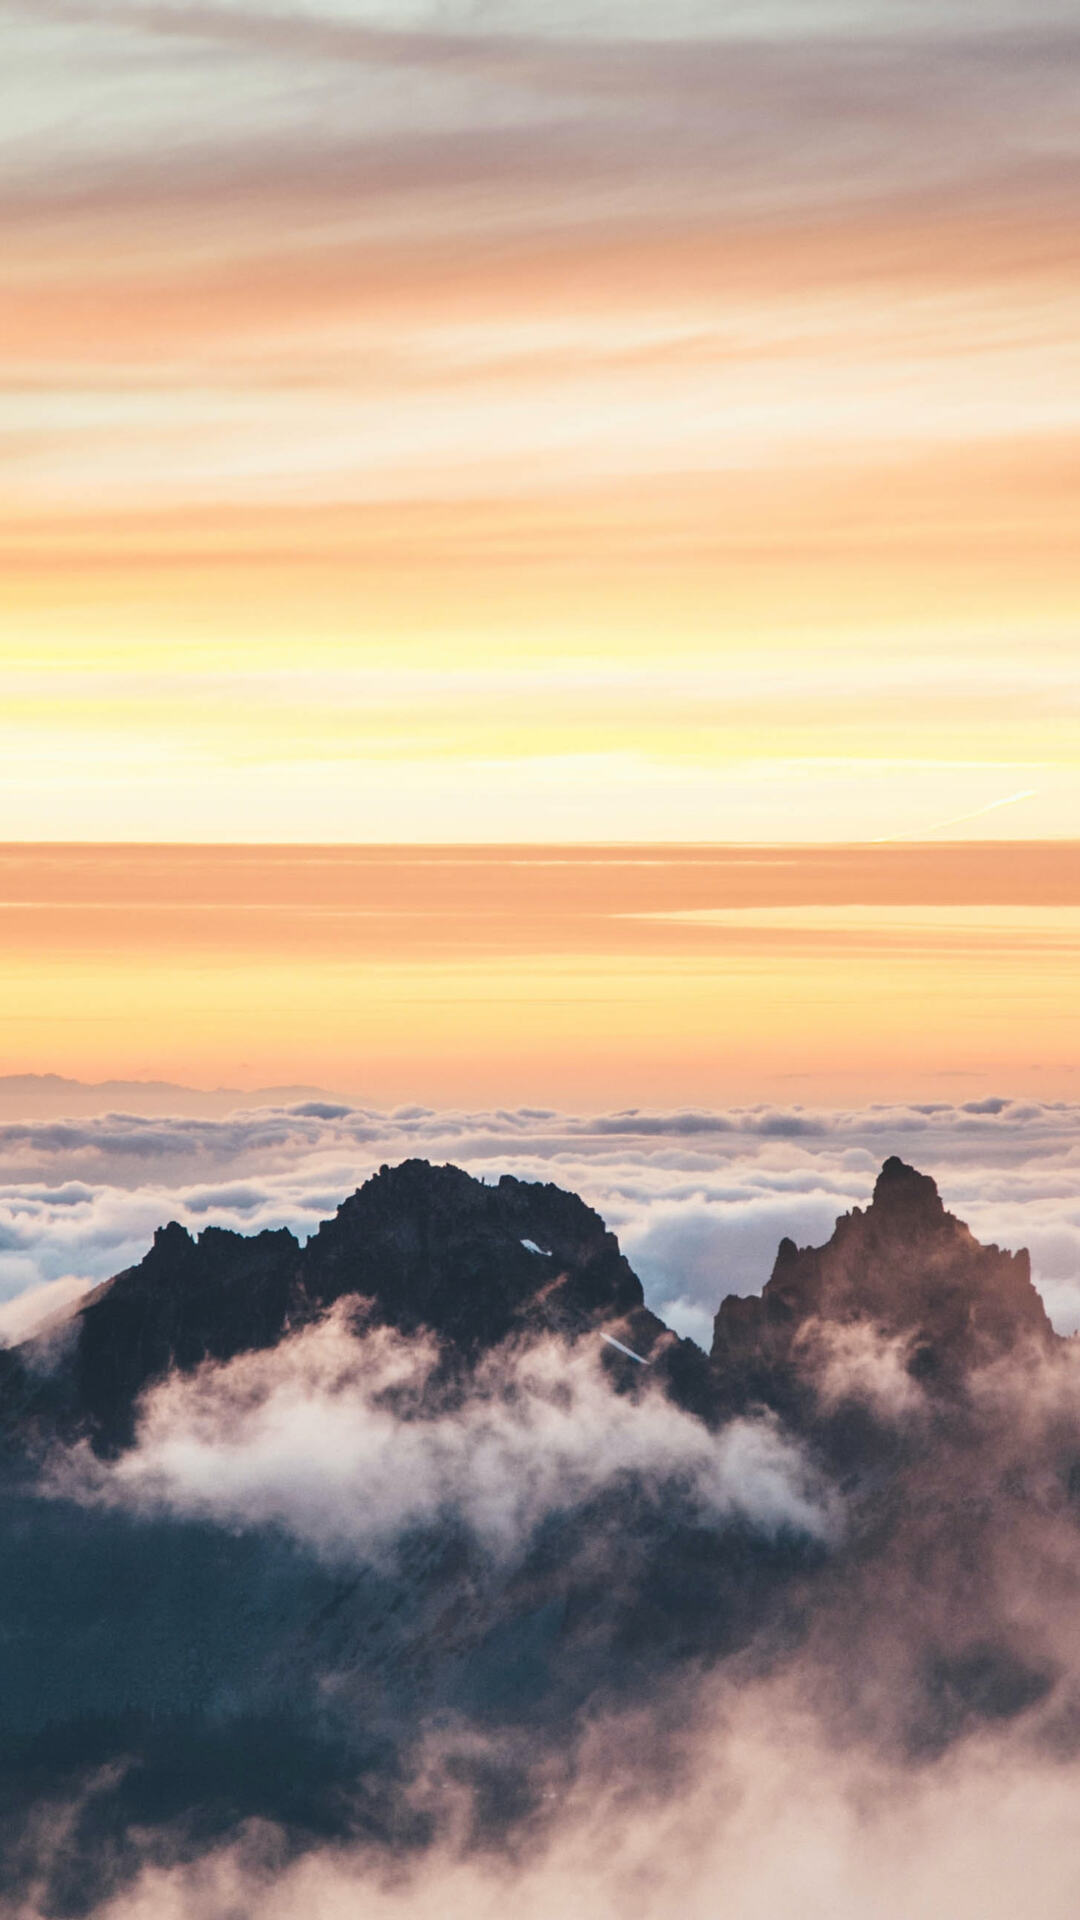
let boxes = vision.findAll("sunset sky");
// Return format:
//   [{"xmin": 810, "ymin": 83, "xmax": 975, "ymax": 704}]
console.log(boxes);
[
  {"xmin": 0, "ymin": 841, "xmax": 1077, "ymax": 1106},
  {"xmin": 3, "ymin": 0, "xmax": 1079, "ymax": 1105},
  {"xmin": 5, "ymin": 0, "xmax": 1079, "ymax": 843}
]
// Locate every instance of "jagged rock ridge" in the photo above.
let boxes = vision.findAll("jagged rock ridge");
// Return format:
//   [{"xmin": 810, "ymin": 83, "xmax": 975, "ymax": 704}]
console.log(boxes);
[
  {"xmin": 8, "ymin": 1155, "xmax": 1055, "ymax": 1456},
  {"xmin": 25, "ymin": 1159, "xmax": 674, "ymax": 1450}
]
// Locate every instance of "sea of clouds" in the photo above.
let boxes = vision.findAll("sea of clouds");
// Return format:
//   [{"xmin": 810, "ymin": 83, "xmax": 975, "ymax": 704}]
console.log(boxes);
[
  {"xmin": 6, "ymin": 1098, "xmax": 1076, "ymax": 1351},
  {"xmin": 3, "ymin": 1096, "xmax": 1080, "ymax": 1346}
]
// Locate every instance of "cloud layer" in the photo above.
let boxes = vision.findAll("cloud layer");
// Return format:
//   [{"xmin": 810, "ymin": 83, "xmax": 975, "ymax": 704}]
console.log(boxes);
[
  {"xmin": 4, "ymin": 1094, "xmax": 1080, "ymax": 1345},
  {"xmin": 86, "ymin": 1709, "xmax": 1080, "ymax": 1920}
]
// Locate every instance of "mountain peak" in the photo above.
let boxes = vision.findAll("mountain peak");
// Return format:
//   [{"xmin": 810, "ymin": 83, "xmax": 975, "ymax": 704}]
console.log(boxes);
[
  {"xmin": 151, "ymin": 1220, "xmax": 194, "ymax": 1253},
  {"xmin": 712, "ymin": 1156, "xmax": 1053, "ymax": 1378},
  {"xmin": 306, "ymin": 1156, "xmax": 648, "ymax": 1351},
  {"xmin": 18, "ymin": 1160, "xmax": 652, "ymax": 1451},
  {"xmin": 871, "ymin": 1155, "xmax": 948, "ymax": 1226}
]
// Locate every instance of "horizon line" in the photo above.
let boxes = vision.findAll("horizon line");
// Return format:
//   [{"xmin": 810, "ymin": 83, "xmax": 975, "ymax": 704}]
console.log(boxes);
[{"xmin": 0, "ymin": 838, "xmax": 1077, "ymax": 854}]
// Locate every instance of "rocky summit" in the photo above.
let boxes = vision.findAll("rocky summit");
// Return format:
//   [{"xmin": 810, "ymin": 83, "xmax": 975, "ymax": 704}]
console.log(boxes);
[
  {"xmin": 17, "ymin": 1159, "xmax": 672, "ymax": 1452},
  {"xmin": 712, "ymin": 1153, "xmax": 1054, "ymax": 1384}
]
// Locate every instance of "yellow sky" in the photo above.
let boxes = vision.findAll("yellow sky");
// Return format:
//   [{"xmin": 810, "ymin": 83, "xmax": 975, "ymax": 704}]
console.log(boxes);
[{"xmin": 3, "ymin": 1, "xmax": 1079, "ymax": 841}]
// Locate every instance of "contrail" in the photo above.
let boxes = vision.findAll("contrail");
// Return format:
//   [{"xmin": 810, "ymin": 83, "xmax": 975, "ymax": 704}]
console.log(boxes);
[{"xmin": 872, "ymin": 789, "xmax": 1037, "ymax": 845}]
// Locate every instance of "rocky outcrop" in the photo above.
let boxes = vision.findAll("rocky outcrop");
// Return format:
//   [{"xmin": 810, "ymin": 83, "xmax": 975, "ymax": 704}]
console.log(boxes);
[
  {"xmin": 303, "ymin": 1158, "xmax": 646, "ymax": 1347},
  {"xmin": 21, "ymin": 1160, "xmax": 674, "ymax": 1450},
  {"xmin": 711, "ymin": 1155, "xmax": 1054, "ymax": 1383}
]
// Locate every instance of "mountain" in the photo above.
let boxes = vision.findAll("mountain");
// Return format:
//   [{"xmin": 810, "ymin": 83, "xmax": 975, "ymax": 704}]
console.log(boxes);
[
  {"xmin": 20, "ymin": 1160, "xmax": 682, "ymax": 1452},
  {"xmin": 712, "ymin": 1153, "xmax": 1054, "ymax": 1381},
  {"xmin": 15, "ymin": 1155, "xmax": 1049, "ymax": 1457},
  {"xmin": 0, "ymin": 1157, "xmax": 1073, "ymax": 1916}
]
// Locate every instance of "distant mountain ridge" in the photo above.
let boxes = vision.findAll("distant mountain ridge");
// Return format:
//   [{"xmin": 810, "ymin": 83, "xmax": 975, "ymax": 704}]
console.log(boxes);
[{"xmin": 0, "ymin": 1073, "xmax": 335, "ymax": 1119}]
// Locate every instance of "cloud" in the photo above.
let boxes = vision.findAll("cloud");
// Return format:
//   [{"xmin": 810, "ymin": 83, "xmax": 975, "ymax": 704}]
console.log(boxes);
[
  {"xmin": 54, "ymin": 1306, "xmax": 836, "ymax": 1560},
  {"xmin": 8, "ymin": 2, "xmax": 1080, "ymax": 283},
  {"xmin": 0, "ymin": 1272, "xmax": 96, "ymax": 1345},
  {"xmin": 2, "ymin": 1096, "xmax": 1080, "ymax": 1344},
  {"xmin": 794, "ymin": 1317, "xmax": 928, "ymax": 1421},
  {"xmin": 619, "ymin": 1189, "xmax": 850, "ymax": 1337},
  {"xmin": 40, "ymin": 1649, "xmax": 1080, "ymax": 1920}
]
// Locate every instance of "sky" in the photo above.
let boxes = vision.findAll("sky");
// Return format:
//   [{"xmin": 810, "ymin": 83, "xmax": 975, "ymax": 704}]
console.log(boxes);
[
  {"xmin": 4, "ymin": 0, "xmax": 1080, "ymax": 840},
  {"xmin": 1, "ymin": 843, "xmax": 1079, "ymax": 1103}
]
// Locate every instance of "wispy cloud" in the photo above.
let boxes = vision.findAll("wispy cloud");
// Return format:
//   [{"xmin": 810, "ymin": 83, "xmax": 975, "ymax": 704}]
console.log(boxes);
[
  {"xmin": 56, "ymin": 1307, "xmax": 834, "ymax": 1557},
  {"xmin": 6, "ymin": 0, "xmax": 1080, "ymax": 837}
]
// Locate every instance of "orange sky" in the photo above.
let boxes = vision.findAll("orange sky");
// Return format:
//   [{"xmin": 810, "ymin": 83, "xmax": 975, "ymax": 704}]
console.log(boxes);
[
  {"xmin": 3, "ymin": 0, "xmax": 1079, "ymax": 843},
  {"xmin": 1, "ymin": 843, "xmax": 1077, "ymax": 1106}
]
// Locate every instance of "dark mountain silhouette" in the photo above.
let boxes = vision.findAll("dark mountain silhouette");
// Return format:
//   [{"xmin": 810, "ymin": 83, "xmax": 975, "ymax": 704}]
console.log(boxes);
[
  {"xmin": 13, "ymin": 1154, "xmax": 1051, "ymax": 1458},
  {"xmin": 17, "ymin": 1160, "xmax": 679, "ymax": 1453},
  {"xmin": 0, "ymin": 1156, "xmax": 1073, "ymax": 1916}
]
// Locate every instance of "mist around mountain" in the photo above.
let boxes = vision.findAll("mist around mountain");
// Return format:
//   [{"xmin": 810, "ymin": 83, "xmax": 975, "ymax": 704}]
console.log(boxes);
[{"xmin": 3, "ymin": 1156, "xmax": 1080, "ymax": 1918}]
